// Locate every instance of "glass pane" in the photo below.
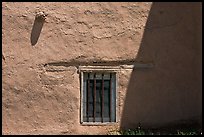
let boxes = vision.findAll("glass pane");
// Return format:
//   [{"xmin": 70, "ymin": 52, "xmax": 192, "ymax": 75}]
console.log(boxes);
[
  {"xmin": 95, "ymin": 80, "xmax": 102, "ymax": 122},
  {"xmin": 111, "ymin": 77, "xmax": 116, "ymax": 122},
  {"xmin": 103, "ymin": 80, "xmax": 110, "ymax": 122},
  {"xmin": 87, "ymin": 80, "xmax": 94, "ymax": 117},
  {"xmin": 83, "ymin": 78, "xmax": 87, "ymax": 122}
]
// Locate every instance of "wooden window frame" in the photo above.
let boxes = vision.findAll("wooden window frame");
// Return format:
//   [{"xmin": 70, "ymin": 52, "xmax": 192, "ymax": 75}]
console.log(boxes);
[{"xmin": 79, "ymin": 66, "xmax": 119, "ymax": 125}]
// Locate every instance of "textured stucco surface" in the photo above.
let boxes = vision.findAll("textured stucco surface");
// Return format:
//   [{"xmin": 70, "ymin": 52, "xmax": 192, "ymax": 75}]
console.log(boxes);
[
  {"xmin": 120, "ymin": 2, "xmax": 202, "ymax": 130},
  {"xmin": 2, "ymin": 2, "xmax": 202, "ymax": 135}
]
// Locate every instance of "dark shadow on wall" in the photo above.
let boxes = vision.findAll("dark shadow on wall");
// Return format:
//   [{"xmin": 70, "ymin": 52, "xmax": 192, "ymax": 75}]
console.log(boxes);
[
  {"xmin": 2, "ymin": 54, "xmax": 5, "ymax": 61},
  {"xmin": 120, "ymin": 2, "xmax": 202, "ymax": 131},
  {"xmin": 30, "ymin": 15, "xmax": 45, "ymax": 46}
]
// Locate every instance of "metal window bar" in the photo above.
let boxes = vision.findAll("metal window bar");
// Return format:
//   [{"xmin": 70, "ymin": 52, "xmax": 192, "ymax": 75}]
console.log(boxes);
[
  {"xmin": 93, "ymin": 73, "xmax": 96, "ymax": 122},
  {"xmin": 101, "ymin": 74, "xmax": 104, "ymax": 123},
  {"xmin": 109, "ymin": 73, "xmax": 112, "ymax": 122},
  {"xmin": 87, "ymin": 73, "xmax": 90, "ymax": 122}
]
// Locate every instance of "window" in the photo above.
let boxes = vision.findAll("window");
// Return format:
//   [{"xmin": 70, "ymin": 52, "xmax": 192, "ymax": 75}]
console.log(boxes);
[{"xmin": 81, "ymin": 72, "xmax": 116, "ymax": 124}]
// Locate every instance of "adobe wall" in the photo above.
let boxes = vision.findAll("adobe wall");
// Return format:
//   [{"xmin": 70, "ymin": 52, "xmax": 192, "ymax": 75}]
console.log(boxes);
[
  {"xmin": 2, "ymin": 2, "xmax": 202, "ymax": 135},
  {"xmin": 120, "ymin": 2, "xmax": 202, "ymax": 130}
]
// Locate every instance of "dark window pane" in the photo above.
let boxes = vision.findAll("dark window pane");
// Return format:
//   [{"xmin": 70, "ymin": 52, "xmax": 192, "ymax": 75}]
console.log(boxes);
[
  {"xmin": 103, "ymin": 80, "xmax": 110, "ymax": 121},
  {"xmin": 95, "ymin": 80, "xmax": 102, "ymax": 122},
  {"xmin": 87, "ymin": 80, "xmax": 94, "ymax": 117},
  {"xmin": 83, "ymin": 73, "xmax": 115, "ymax": 123}
]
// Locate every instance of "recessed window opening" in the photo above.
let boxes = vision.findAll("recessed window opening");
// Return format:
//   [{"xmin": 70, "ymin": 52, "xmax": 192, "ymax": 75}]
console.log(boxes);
[{"xmin": 82, "ymin": 72, "xmax": 116, "ymax": 123}]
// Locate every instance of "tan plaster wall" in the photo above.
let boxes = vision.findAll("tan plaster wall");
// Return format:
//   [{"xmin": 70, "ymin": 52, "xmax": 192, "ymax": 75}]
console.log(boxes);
[
  {"xmin": 2, "ymin": 2, "xmax": 202, "ymax": 135},
  {"xmin": 120, "ymin": 2, "xmax": 202, "ymax": 130}
]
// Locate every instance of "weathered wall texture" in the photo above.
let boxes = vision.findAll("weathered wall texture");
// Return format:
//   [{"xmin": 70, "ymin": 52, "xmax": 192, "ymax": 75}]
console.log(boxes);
[
  {"xmin": 120, "ymin": 2, "xmax": 202, "ymax": 130},
  {"xmin": 2, "ymin": 2, "xmax": 202, "ymax": 135}
]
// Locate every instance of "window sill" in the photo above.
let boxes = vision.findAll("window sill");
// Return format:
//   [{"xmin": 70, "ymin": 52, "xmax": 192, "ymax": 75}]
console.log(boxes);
[{"xmin": 81, "ymin": 122, "xmax": 118, "ymax": 126}]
